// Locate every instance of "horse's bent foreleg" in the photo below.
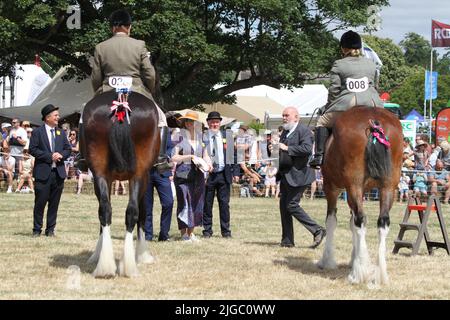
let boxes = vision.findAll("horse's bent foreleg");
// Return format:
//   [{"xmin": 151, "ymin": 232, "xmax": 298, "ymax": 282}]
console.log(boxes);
[
  {"xmin": 347, "ymin": 186, "xmax": 373, "ymax": 284},
  {"xmin": 119, "ymin": 178, "xmax": 141, "ymax": 277},
  {"xmin": 91, "ymin": 176, "xmax": 116, "ymax": 278},
  {"xmin": 375, "ymin": 187, "xmax": 393, "ymax": 285},
  {"xmin": 318, "ymin": 185, "xmax": 340, "ymax": 270},
  {"xmin": 136, "ymin": 179, "xmax": 155, "ymax": 264}
]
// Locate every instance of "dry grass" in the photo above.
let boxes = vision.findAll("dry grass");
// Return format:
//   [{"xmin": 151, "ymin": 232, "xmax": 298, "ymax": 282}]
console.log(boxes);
[{"xmin": 1, "ymin": 192, "xmax": 450, "ymax": 300}]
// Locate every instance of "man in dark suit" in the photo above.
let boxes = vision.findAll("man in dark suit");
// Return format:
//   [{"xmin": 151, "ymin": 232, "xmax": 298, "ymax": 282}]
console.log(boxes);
[
  {"xmin": 29, "ymin": 104, "xmax": 71, "ymax": 237},
  {"xmin": 277, "ymin": 107, "xmax": 326, "ymax": 248},
  {"xmin": 203, "ymin": 111, "xmax": 238, "ymax": 238}
]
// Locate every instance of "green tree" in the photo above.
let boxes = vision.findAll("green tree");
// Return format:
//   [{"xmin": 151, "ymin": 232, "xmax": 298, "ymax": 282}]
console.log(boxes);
[
  {"xmin": 399, "ymin": 32, "xmax": 434, "ymax": 69},
  {"xmin": 390, "ymin": 69, "xmax": 450, "ymax": 116},
  {"xmin": 0, "ymin": 0, "xmax": 389, "ymax": 110},
  {"xmin": 362, "ymin": 35, "xmax": 416, "ymax": 93}
]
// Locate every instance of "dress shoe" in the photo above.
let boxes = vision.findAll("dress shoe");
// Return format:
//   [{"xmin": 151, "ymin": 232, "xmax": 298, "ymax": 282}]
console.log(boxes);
[
  {"xmin": 202, "ymin": 233, "xmax": 212, "ymax": 238},
  {"xmin": 280, "ymin": 242, "xmax": 294, "ymax": 248},
  {"xmin": 45, "ymin": 231, "xmax": 55, "ymax": 237},
  {"xmin": 310, "ymin": 229, "xmax": 326, "ymax": 249},
  {"xmin": 222, "ymin": 233, "xmax": 232, "ymax": 238}
]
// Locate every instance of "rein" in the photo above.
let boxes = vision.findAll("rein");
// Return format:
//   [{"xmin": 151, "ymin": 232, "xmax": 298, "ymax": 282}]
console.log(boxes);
[{"xmin": 368, "ymin": 119, "xmax": 390, "ymax": 148}]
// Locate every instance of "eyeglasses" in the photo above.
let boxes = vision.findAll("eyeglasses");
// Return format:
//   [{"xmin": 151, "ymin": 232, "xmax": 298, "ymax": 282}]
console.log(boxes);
[{"xmin": 70, "ymin": 133, "xmax": 76, "ymax": 136}]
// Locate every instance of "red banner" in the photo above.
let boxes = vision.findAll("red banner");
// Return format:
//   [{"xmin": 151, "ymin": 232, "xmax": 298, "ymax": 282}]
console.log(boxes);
[
  {"xmin": 435, "ymin": 108, "xmax": 450, "ymax": 144},
  {"xmin": 432, "ymin": 20, "xmax": 450, "ymax": 47}
]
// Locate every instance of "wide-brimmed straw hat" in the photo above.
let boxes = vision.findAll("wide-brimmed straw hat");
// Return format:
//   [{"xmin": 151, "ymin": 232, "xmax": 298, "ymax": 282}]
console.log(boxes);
[
  {"xmin": 178, "ymin": 111, "xmax": 200, "ymax": 122},
  {"xmin": 415, "ymin": 140, "xmax": 427, "ymax": 148}
]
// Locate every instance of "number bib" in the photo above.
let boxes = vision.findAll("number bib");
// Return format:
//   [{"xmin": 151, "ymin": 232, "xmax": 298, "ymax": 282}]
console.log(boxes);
[
  {"xmin": 108, "ymin": 76, "xmax": 132, "ymax": 90},
  {"xmin": 346, "ymin": 77, "xmax": 369, "ymax": 93}
]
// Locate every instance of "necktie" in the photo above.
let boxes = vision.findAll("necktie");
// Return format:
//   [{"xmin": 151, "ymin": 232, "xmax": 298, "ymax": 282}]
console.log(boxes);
[
  {"xmin": 212, "ymin": 134, "xmax": 219, "ymax": 171},
  {"xmin": 50, "ymin": 129, "xmax": 55, "ymax": 152}
]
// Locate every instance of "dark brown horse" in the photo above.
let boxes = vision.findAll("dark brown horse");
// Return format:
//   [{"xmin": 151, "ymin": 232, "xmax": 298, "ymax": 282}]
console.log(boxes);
[
  {"xmin": 317, "ymin": 106, "xmax": 403, "ymax": 286},
  {"xmin": 81, "ymin": 90, "xmax": 160, "ymax": 278}
]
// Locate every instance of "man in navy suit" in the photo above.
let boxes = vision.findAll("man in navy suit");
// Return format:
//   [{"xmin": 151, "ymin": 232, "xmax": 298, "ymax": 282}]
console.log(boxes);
[
  {"xmin": 144, "ymin": 131, "xmax": 174, "ymax": 241},
  {"xmin": 29, "ymin": 104, "xmax": 71, "ymax": 237},
  {"xmin": 203, "ymin": 111, "xmax": 239, "ymax": 238}
]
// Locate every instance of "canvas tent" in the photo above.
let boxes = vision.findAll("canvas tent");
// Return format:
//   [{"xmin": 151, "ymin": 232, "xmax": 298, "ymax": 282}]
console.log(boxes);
[
  {"xmin": 0, "ymin": 67, "xmax": 93, "ymax": 125},
  {"xmin": 404, "ymin": 109, "xmax": 424, "ymax": 121},
  {"xmin": 202, "ymin": 84, "xmax": 328, "ymax": 126}
]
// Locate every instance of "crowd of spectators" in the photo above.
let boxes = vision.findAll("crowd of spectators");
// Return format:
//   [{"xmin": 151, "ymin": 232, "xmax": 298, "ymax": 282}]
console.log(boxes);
[
  {"xmin": 3, "ymin": 118, "xmax": 449, "ymax": 204},
  {"xmin": 398, "ymin": 134, "xmax": 450, "ymax": 203}
]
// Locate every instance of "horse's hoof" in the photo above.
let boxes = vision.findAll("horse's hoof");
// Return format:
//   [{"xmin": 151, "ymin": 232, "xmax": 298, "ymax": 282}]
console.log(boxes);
[
  {"xmin": 118, "ymin": 260, "xmax": 140, "ymax": 278},
  {"xmin": 136, "ymin": 251, "xmax": 156, "ymax": 264}
]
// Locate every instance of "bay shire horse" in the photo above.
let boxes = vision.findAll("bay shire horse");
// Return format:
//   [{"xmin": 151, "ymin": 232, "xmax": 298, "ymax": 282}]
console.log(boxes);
[
  {"xmin": 81, "ymin": 90, "xmax": 160, "ymax": 278},
  {"xmin": 317, "ymin": 106, "xmax": 403, "ymax": 285}
]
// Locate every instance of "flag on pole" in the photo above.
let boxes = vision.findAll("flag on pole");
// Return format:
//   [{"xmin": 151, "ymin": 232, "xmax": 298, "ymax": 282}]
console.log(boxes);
[
  {"xmin": 425, "ymin": 71, "xmax": 438, "ymax": 100},
  {"xmin": 431, "ymin": 20, "xmax": 450, "ymax": 47}
]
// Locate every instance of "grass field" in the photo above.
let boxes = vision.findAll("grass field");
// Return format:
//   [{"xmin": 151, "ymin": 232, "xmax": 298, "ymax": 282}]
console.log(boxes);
[{"xmin": 1, "ymin": 191, "xmax": 450, "ymax": 300}]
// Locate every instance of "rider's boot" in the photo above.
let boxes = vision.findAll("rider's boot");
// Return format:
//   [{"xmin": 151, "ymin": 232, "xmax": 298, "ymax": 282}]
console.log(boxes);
[
  {"xmin": 74, "ymin": 123, "xmax": 89, "ymax": 172},
  {"xmin": 309, "ymin": 126, "xmax": 330, "ymax": 169},
  {"xmin": 154, "ymin": 126, "xmax": 173, "ymax": 173}
]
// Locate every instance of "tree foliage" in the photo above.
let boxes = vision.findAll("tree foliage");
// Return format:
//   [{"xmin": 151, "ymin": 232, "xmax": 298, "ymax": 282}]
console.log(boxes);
[
  {"xmin": 390, "ymin": 69, "xmax": 450, "ymax": 116},
  {"xmin": 362, "ymin": 35, "xmax": 416, "ymax": 93},
  {"xmin": 0, "ymin": 0, "xmax": 389, "ymax": 110}
]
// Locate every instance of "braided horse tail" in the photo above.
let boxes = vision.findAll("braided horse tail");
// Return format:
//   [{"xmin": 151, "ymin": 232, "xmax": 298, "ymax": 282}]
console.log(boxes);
[{"xmin": 365, "ymin": 119, "xmax": 391, "ymax": 180}]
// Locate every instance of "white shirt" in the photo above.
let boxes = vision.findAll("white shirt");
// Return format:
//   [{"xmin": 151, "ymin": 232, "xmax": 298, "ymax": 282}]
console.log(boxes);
[
  {"xmin": 45, "ymin": 124, "xmax": 57, "ymax": 167},
  {"xmin": 0, "ymin": 155, "xmax": 16, "ymax": 172},
  {"xmin": 208, "ymin": 130, "xmax": 224, "ymax": 172}
]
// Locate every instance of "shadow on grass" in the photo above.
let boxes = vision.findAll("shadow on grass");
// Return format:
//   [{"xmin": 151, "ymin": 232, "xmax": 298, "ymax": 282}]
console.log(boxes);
[
  {"xmin": 274, "ymin": 255, "xmax": 350, "ymax": 281},
  {"xmin": 243, "ymin": 241, "xmax": 280, "ymax": 247},
  {"xmin": 50, "ymin": 250, "xmax": 95, "ymax": 274}
]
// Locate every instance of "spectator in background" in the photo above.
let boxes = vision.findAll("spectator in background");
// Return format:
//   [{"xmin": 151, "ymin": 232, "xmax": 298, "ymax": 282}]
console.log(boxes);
[
  {"xmin": 24, "ymin": 127, "xmax": 33, "ymax": 150},
  {"xmin": 15, "ymin": 148, "xmax": 34, "ymax": 193},
  {"xmin": 114, "ymin": 180, "xmax": 127, "ymax": 196},
  {"xmin": 403, "ymin": 137, "xmax": 414, "ymax": 161},
  {"xmin": 413, "ymin": 170, "xmax": 428, "ymax": 200},
  {"xmin": 0, "ymin": 146, "xmax": 16, "ymax": 193},
  {"xmin": 263, "ymin": 161, "xmax": 277, "ymax": 198},
  {"xmin": 66, "ymin": 129, "xmax": 79, "ymax": 178},
  {"xmin": 438, "ymin": 141, "xmax": 450, "ymax": 171},
  {"xmin": 428, "ymin": 145, "xmax": 441, "ymax": 170},
  {"xmin": 428, "ymin": 159, "xmax": 450, "ymax": 204},
  {"xmin": 8, "ymin": 118, "xmax": 28, "ymax": 167},
  {"xmin": 77, "ymin": 168, "xmax": 93, "ymax": 195},
  {"xmin": 1, "ymin": 122, "xmax": 11, "ymax": 141},
  {"xmin": 414, "ymin": 140, "xmax": 429, "ymax": 171},
  {"xmin": 398, "ymin": 170, "xmax": 410, "ymax": 202}
]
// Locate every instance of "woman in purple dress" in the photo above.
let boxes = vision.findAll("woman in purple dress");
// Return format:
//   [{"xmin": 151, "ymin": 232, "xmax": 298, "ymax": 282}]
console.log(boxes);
[{"xmin": 171, "ymin": 111, "xmax": 211, "ymax": 242}]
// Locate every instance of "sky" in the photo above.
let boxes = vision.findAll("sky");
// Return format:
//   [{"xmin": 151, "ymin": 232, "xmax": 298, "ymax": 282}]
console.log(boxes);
[{"xmin": 374, "ymin": 0, "xmax": 450, "ymax": 56}]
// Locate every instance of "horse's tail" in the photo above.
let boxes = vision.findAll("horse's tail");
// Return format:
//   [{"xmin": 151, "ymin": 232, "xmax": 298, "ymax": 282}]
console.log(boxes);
[
  {"xmin": 109, "ymin": 121, "xmax": 136, "ymax": 173},
  {"xmin": 365, "ymin": 120, "xmax": 391, "ymax": 180}
]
